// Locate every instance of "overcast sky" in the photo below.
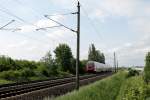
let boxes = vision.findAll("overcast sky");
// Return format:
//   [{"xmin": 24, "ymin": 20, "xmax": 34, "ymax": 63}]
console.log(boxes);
[{"xmin": 0, "ymin": 0, "xmax": 150, "ymax": 67}]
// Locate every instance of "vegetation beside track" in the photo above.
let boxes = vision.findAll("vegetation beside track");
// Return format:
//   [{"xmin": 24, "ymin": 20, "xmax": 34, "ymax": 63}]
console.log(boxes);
[
  {"xmin": 0, "ymin": 44, "xmax": 87, "ymax": 84},
  {"xmin": 116, "ymin": 76, "xmax": 146, "ymax": 100},
  {"xmin": 48, "ymin": 71, "xmax": 127, "ymax": 100},
  {"xmin": 0, "ymin": 43, "xmax": 106, "ymax": 85},
  {"xmin": 0, "ymin": 79, "xmax": 12, "ymax": 84},
  {"xmin": 46, "ymin": 71, "xmax": 150, "ymax": 100}
]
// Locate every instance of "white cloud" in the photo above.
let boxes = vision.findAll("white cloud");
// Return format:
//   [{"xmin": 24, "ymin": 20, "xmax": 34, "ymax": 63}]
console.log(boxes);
[
  {"xmin": 89, "ymin": 0, "xmax": 142, "ymax": 21},
  {"xmin": 90, "ymin": 9, "xmax": 108, "ymax": 22},
  {"xmin": 20, "ymin": 25, "xmax": 36, "ymax": 32},
  {"xmin": 7, "ymin": 40, "xmax": 28, "ymax": 48},
  {"xmin": 101, "ymin": 0, "xmax": 138, "ymax": 17},
  {"xmin": 52, "ymin": 0, "xmax": 76, "ymax": 10},
  {"xmin": 45, "ymin": 29, "xmax": 75, "ymax": 44},
  {"xmin": 46, "ymin": 30, "xmax": 64, "ymax": 40},
  {"xmin": 144, "ymin": 5, "xmax": 150, "ymax": 16},
  {"xmin": 36, "ymin": 19, "xmax": 56, "ymax": 28},
  {"xmin": 107, "ymin": 33, "xmax": 150, "ymax": 66},
  {"xmin": 129, "ymin": 18, "xmax": 150, "ymax": 34}
]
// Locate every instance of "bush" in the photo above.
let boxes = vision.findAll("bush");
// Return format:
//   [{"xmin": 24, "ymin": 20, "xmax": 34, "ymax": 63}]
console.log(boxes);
[
  {"xmin": 21, "ymin": 68, "xmax": 35, "ymax": 78},
  {"xmin": 36, "ymin": 63, "xmax": 58, "ymax": 77},
  {"xmin": 116, "ymin": 76, "xmax": 146, "ymax": 100},
  {"xmin": 0, "ymin": 70, "xmax": 21, "ymax": 80},
  {"xmin": 58, "ymin": 71, "xmax": 73, "ymax": 77},
  {"xmin": 15, "ymin": 60, "xmax": 37, "ymax": 70},
  {"xmin": 146, "ymin": 84, "xmax": 150, "ymax": 99},
  {"xmin": 70, "ymin": 59, "xmax": 87, "ymax": 74},
  {"xmin": 0, "ymin": 56, "xmax": 17, "ymax": 71},
  {"xmin": 127, "ymin": 68, "xmax": 139, "ymax": 77}
]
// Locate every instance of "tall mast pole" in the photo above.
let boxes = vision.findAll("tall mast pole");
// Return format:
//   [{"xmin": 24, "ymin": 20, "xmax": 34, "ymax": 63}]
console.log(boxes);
[
  {"xmin": 114, "ymin": 52, "xmax": 116, "ymax": 73},
  {"xmin": 76, "ymin": 1, "xmax": 80, "ymax": 90}
]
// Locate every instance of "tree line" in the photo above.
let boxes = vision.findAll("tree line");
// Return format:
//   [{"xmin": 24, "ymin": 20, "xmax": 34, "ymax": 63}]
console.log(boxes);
[
  {"xmin": 144, "ymin": 52, "xmax": 150, "ymax": 83},
  {"xmin": 0, "ymin": 43, "xmax": 105, "ymax": 82}
]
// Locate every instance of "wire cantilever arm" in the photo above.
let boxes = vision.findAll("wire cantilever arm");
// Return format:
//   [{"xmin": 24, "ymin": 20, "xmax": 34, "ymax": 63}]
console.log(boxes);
[
  {"xmin": 0, "ymin": 20, "xmax": 15, "ymax": 30},
  {"xmin": 44, "ymin": 15, "xmax": 77, "ymax": 33},
  {"xmin": 46, "ymin": 12, "xmax": 77, "ymax": 17},
  {"xmin": 0, "ymin": 28, "xmax": 21, "ymax": 32},
  {"xmin": 36, "ymin": 25, "xmax": 62, "ymax": 31}
]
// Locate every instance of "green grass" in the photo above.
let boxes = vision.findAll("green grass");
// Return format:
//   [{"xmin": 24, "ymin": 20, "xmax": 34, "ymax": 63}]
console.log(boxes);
[
  {"xmin": 47, "ymin": 72, "xmax": 127, "ymax": 100},
  {"xmin": 0, "ymin": 79, "xmax": 13, "ymax": 84},
  {"xmin": 116, "ymin": 76, "xmax": 146, "ymax": 100},
  {"xmin": 28, "ymin": 76, "xmax": 49, "ymax": 81},
  {"xmin": 45, "ymin": 71, "xmax": 150, "ymax": 100},
  {"xmin": 146, "ymin": 84, "xmax": 150, "ymax": 100}
]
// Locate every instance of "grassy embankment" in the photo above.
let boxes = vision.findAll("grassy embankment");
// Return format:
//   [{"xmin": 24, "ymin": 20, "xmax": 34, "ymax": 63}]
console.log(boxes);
[
  {"xmin": 46, "ymin": 71, "xmax": 150, "ymax": 100},
  {"xmin": 116, "ymin": 76, "xmax": 146, "ymax": 100},
  {"xmin": 46, "ymin": 71, "xmax": 126, "ymax": 100},
  {"xmin": 0, "ymin": 79, "xmax": 12, "ymax": 84}
]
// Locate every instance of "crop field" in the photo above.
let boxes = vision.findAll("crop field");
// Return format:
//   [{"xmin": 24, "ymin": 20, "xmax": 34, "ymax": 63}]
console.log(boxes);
[{"xmin": 45, "ymin": 71, "xmax": 150, "ymax": 100}]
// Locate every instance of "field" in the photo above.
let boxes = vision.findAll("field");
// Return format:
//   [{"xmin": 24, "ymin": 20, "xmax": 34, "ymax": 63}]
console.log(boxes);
[{"xmin": 46, "ymin": 71, "xmax": 150, "ymax": 100}]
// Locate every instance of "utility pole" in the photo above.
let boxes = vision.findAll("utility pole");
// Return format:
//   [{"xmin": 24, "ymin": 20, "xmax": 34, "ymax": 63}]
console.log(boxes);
[
  {"xmin": 45, "ymin": 1, "xmax": 80, "ymax": 90},
  {"xmin": 76, "ymin": 1, "xmax": 80, "ymax": 90},
  {"xmin": 114, "ymin": 52, "xmax": 116, "ymax": 73},
  {"xmin": 116, "ymin": 60, "xmax": 119, "ymax": 72}
]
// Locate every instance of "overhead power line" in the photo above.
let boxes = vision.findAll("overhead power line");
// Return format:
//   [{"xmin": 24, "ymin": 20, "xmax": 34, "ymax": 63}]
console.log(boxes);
[
  {"xmin": 0, "ymin": 6, "xmax": 58, "ymax": 45},
  {"xmin": 0, "ymin": 8, "xmax": 28, "ymax": 24},
  {"xmin": 81, "ymin": 7, "xmax": 103, "ymax": 39},
  {"xmin": 13, "ymin": 0, "xmax": 76, "ymax": 18},
  {"xmin": 1, "ymin": 0, "xmax": 77, "ymax": 44},
  {"xmin": 73, "ymin": 0, "xmax": 103, "ymax": 40},
  {"xmin": 0, "ymin": 6, "xmax": 54, "ymax": 30},
  {"xmin": 0, "ymin": 5, "xmax": 77, "ymax": 46}
]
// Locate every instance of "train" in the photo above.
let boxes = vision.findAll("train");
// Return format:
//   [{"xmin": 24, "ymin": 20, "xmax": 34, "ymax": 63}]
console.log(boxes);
[{"xmin": 86, "ymin": 61, "xmax": 113, "ymax": 73}]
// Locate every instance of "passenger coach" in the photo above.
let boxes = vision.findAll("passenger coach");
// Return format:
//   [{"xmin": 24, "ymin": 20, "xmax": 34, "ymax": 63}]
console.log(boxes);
[{"xmin": 86, "ymin": 61, "xmax": 112, "ymax": 73}]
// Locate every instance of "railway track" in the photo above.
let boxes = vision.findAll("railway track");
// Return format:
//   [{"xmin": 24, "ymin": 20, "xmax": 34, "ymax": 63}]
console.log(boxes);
[{"xmin": 0, "ymin": 73, "xmax": 107, "ymax": 99}]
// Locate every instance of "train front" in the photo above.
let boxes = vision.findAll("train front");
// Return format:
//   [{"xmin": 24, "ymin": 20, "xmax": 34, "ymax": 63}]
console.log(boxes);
[{"xmin": 86, "ymin": 61, "xmax": 95, "ymax": 73}]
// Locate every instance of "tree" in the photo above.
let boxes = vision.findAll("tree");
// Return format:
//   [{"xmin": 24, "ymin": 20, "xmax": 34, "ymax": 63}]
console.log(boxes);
[
  {"xmin": 101, "ymin": 53, "xmax": 105, "ymax": 64},
  {"xmin": 144, "ymin": 52, "xmax": 150, "ymax": 83},
  {"xmin": 88, "ymin": 44, "xmax": 105, "ymax": 64},
  {"xmin": 40, "ymin": 51, "xmax": 58, "ymax": 76},
  {"xmin": 70, "ymin": 59, "xmax": 87, "ymax": 74},
  {"xmin": 88, "ymin": 44, "xmax": 97, "ymax": 61},
  {"xmin": 41, "ymin": 51, "xmax": 53, "ymax": 65},
  {"xmin": 54, "ymin": 44, "xmax": 73, "ymax": 72},
  {"xmin": 0, "ymin": 55, "xmax": 17, "ymax": 71}
]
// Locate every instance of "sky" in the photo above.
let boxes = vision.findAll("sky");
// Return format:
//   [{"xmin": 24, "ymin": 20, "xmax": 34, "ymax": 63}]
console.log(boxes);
[{"xmin": 0, "ymin": 0, "xmax": 150, "ymax": 67}]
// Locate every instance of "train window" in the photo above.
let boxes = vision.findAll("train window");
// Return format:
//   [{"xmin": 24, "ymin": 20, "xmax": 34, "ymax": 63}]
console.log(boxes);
[{"xmin": 88, "ymin": 62, "xmax": 94, "ymax": 67}]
